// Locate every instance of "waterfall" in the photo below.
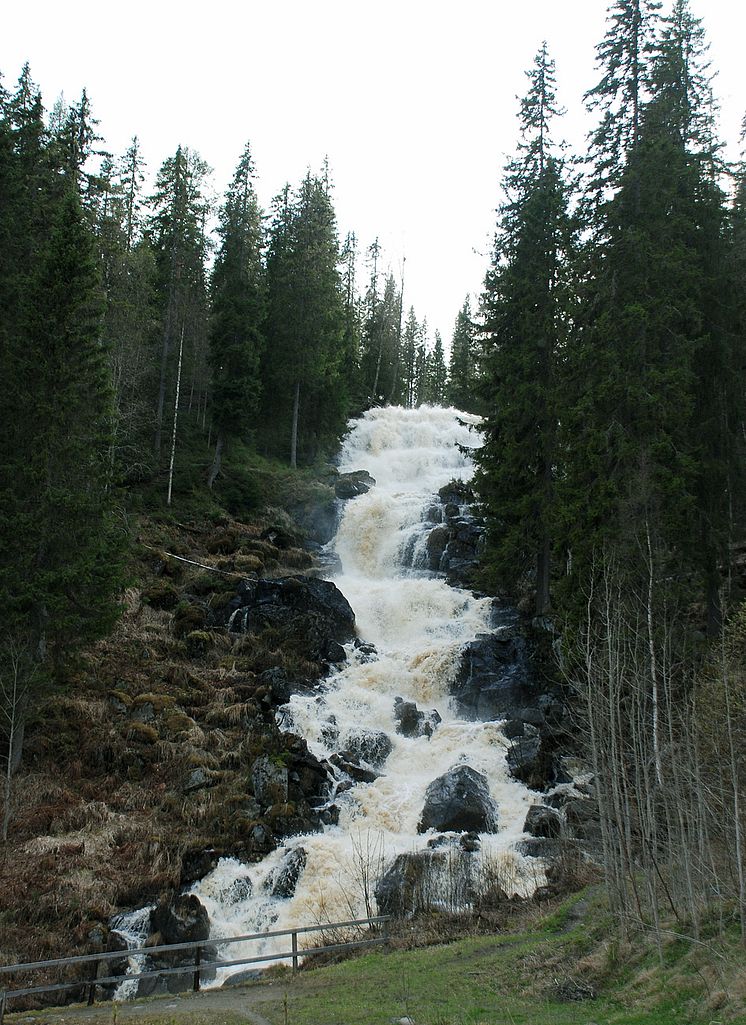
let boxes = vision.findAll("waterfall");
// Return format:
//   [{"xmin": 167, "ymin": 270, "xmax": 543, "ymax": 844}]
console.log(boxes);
[{"xmin": 189, "ymin": 405, "xmax": 541, "ymax": 983}]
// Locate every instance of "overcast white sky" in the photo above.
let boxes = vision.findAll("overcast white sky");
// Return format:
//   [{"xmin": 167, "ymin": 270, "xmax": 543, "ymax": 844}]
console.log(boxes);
[{"xmin": 3, "ymin": 1, "xmax": 744, "ymax": 346}]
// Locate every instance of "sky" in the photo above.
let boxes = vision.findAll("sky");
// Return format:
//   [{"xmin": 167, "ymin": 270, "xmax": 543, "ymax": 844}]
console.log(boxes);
[{"xmin": 2, "ymin": 0, "xmax": 745, "ymax": 347}]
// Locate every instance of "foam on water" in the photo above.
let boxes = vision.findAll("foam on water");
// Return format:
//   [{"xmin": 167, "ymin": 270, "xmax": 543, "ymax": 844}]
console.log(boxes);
[{"xmin": 191, "ymin": 405, "xmax": 540, "ymax": 980}]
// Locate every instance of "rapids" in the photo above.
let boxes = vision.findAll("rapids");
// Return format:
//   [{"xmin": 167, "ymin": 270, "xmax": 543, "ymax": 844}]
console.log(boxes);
[{"xmin": 191, "ymin": 405, "xmax": 541, "ymax": 982}]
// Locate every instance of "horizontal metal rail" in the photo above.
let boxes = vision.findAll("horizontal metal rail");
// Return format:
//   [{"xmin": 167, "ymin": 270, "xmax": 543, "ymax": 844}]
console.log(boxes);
[
  {"xmin": 0, "ymin": 915, "xmax": 390, "ymax": 974},
  {"xmin": 0, "ymin": 915, "xmax": 391, "ymax": 1019}
]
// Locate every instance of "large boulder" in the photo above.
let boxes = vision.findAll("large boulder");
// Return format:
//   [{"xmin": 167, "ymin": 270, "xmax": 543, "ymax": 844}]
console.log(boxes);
[
  {"xmin": 150, "ymin": 893, "xmax": 209, "ymax": 945},
  {"xmin": 417, "ymin": 765, "xmax": 498, "ymax": 834},
  {"xmin": 393, "ymin": 697, "xmax": 441, "ymax": 738},
  {"xmin": 221, "ymin": 576, "xmax": 355, "ymax": 665},
  {"xmin": 335, "ymin": 470, "xmax": 376, "ymax": 499},
  {"xmin": 343, "ymin": 728, "xmax": 393, "ymax": 768},
  {"xmin": 138, "ymin": 895, "xmax": 215, "ymax": 997},
  {"xmin": 374, "ymin": 851, "xmax": 445, "ymax": 917}
]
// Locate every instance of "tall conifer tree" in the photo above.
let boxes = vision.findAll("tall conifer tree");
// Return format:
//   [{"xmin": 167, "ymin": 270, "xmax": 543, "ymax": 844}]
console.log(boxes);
[
  {"xmin": 207, "ymin": 142, "xmax": 265, "ymax": 487},
  {"xmin": 475, "ymin": 44, "xmax": 574, "ymax": 615}
]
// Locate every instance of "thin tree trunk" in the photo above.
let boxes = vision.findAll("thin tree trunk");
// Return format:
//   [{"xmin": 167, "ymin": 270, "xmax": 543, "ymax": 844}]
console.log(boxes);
[
  {"xmin": 645, "ymin": 520, "xmax": 663, "ymax": 787},
  {"xmin": 290, "ymin": 381, "xmax": 300, "ymax": 469},
  {"xmin": 167, "ymin": 326, "xmax": 184, "ymax": 506},
  {"xmin": 207, "ymin": 432, "xmax": 224, "ymax": 489},
  {"xmin": 721, "ymin": 633, "xmax": 746, "ymax": 945}
]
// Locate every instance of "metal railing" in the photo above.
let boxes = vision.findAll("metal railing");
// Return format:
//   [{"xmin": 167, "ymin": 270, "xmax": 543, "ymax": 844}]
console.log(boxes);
[{"xmin": 0, "ymin": 915, "xmax": 391, "ymax": 1022}]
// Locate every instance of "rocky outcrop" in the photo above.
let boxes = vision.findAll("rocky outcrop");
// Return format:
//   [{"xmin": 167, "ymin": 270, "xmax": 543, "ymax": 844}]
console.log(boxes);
[
  {"xmin": 221, "ymin": 576, "xmax": 355, "ymax": 666},
  {"xmin": 417, "ymin": 765, "xmax": 498, "ymax": 834},
  {"xmin": 451, "ymin": 607, "xmax": 564, "ymax": 732}
]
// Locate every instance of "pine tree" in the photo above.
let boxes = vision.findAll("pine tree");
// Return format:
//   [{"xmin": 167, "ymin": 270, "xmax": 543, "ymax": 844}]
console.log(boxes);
[
  {"xmin": 207, "ymin": 142, "xmax": 265, "ymax": 487},
  {"xmin": 475, "ymin": 44, "xmax": 575, "ymax": 615}
]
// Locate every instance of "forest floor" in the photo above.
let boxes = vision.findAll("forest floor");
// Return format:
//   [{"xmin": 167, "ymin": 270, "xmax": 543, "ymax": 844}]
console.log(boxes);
[{"xmin": 6, "ymin": 890, "xmax": 746, "ymax": 1025}]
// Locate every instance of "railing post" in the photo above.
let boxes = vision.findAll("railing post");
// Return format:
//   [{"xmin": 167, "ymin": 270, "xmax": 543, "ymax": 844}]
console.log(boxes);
[
  {"xmin": 193, "ymin": 945, "xmax": 202, "ymax": 992},
  {"xmin": 383, "ymin": 917, "xmax": 391, "ymax": 951},
  {"xmin": 0, "ymin": 987, "xmax": 6, "ymax": 1025},
  {"xmin": 291, "ymin": 931, "xmax": 298, "ymax": 974},
  {"xmin": 87, "ymin": 962, "xmax": 98, "ymax": 1006}
]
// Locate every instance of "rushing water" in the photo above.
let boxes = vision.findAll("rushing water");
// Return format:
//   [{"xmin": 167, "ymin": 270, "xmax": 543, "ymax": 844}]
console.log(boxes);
[{"xmin": 174, "ymin": 405, "xmax": 543, "ymax": 984}]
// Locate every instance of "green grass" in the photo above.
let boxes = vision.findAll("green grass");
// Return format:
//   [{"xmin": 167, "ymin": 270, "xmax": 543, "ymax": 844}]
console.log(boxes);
[{"xmin": 12, "ymin": 892, "xmax": 744, "ymax": 1025}]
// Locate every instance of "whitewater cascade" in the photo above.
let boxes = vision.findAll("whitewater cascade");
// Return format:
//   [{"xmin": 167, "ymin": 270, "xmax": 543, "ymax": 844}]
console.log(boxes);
[{"xmin": 144, "ymin": 406, "xmax": 544, "ymax": 984}]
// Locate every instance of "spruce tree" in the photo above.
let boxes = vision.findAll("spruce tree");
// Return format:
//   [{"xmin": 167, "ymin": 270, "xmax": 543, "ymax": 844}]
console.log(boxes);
[
  {"xmin": 207, "ymin": 142, "xmax": 265, "ymax": 487},
  {"xmin": 0, "ymin": 186, "xmax": 123, "ymax": 672},
  {"xmin": 474, "ymin": 44, "xmax": 575, "ymax": 615},
  {"xmin": 147, "ymin": 146, "xmax": 211, "ymax": 461},
  {"xmin": 448, "ymin": 297, "xmax": 479, "ymax": 412},
  {"xmin": 261, "ymin": 170, "xmax": 347, "ymax": 465}
]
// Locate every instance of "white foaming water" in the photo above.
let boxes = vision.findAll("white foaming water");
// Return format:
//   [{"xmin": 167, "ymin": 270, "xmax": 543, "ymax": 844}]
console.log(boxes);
[{"xmin": 192, "ymin": 406, "xmax": 540, "ymax": 982}]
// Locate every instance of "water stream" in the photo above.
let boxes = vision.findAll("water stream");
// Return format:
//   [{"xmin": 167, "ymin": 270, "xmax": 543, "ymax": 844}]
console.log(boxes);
[{"xmin": 185, "ymin": 405, "xmax": 541, "ymax": 984}]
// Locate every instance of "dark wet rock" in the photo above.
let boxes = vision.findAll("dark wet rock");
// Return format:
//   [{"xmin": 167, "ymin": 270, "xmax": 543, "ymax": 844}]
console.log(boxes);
[
  {"xmin": 516, "ymin": 837, "xmax": 561, "ymax": 859},
  {"xmin": 506, "ymin": 734, "xmax": 571, "ymax": 791},
  {"xmin": 335, "ymin": 470, "xmax": 376, "ymax": 499},
  {"xmin": 251, "ymin": 754, "xmax": 289, "ymax": 809},
  {"xmin": 444, "ymin": 502, "xmax": 460, "ymax": 520},
  {"xmin": 322, "ymin": 638, "xmax": 347, "ymax": 664},
  {"xmin": 268, "ymin": 846, "xmax": 307, "ymax": 899},
  {"xmin": 150, "ymin": 894, "xmax": 209, "ymax": 945},
  {"xmin": 394, "ymin": 697, "xmax": 441, "ymax": 738},
  {"xmin": 330, "ymin": 752, "xmax": 379, "ymax": 784},
  {"xmin": 438, "ymin": 480, "xmax": 474, "ymax": 507},
  {"xmin": 285, "ymin": 736, "xmax": 331, "ymax": 806},
  {"xmin": 450, "ymin": 606, "xmax": 541, "ymax": 723},
  {"xmin": 180, "ymin": 847, "xmax": 222, "ymax": 886},
  {"xmin": 354, "ymin": 639, "xmax": 378, "ymax": 662},
  {"xmin": 374, "ymin": 851, "xmax": 444, "ymax": 917},
  {"xmin": 256, "ymin": 667, "xmax": 308, "ymax": 705},
  {"xmin": 137, "ymin": 895, "xmax": 216, "ymax": 997},
  {"xmin": 221, "ymin": 576, "xmax": 355, "ymax": 667},
  {"xmin": 501, "ymin": 719, "xmax": 530, "ymax": 741},
  {"xmin": 524, "ymin": 804, "xmax": 561, "ymax": 838},
  {"xmin": 425, "ymin": 525, "xmax": 450, "ymax": 571},
  {"xmin": 344, "ymin": 728, "xmax": 393, "ymax": 768},
  {"xmin": 320, "ymin": 717, "xmax": 339, "ymax": 747},
  {"xmin": 319, "ymin": 804, "xmax": 339, "ymax": 826},
  {"xmin": 417, "ymin": 765, "xmax": 498, "ymax": 834}
]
